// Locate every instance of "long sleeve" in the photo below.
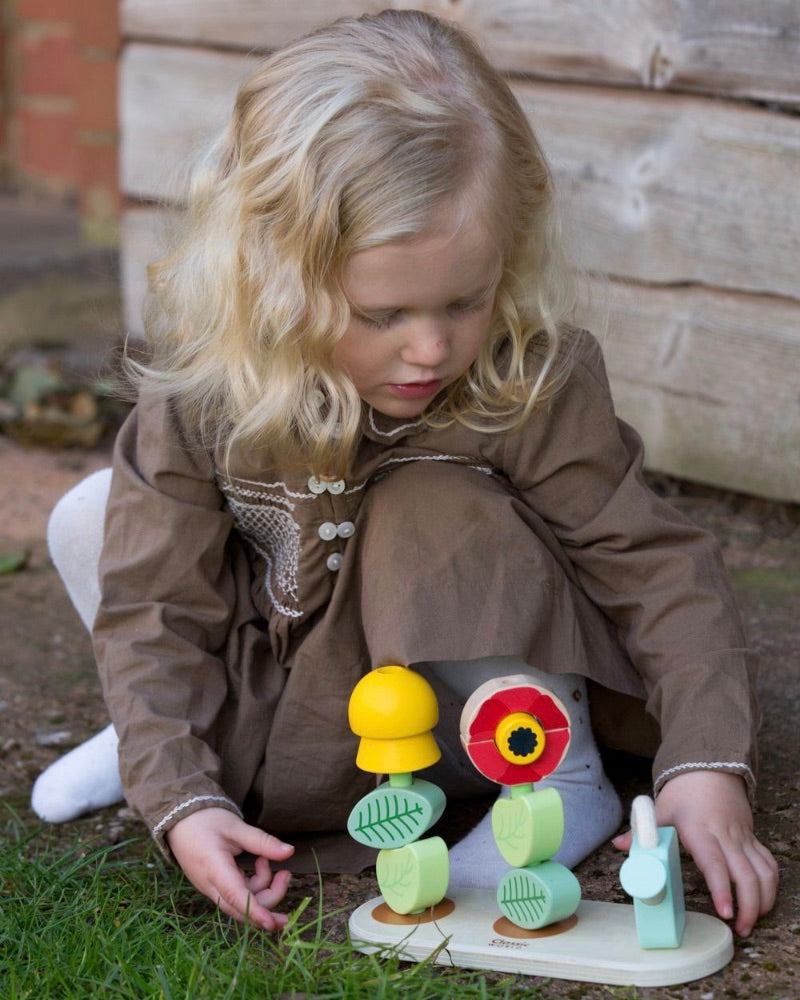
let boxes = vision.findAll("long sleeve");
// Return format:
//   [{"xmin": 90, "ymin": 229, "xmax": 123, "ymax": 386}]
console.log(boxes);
[
  {"xmin": 93, "ymin": 393, "xmax": 243, "ymax": 845},
  {"xmin": 501, "ymin": 332, "xmax": 759, "ymax": 794}
]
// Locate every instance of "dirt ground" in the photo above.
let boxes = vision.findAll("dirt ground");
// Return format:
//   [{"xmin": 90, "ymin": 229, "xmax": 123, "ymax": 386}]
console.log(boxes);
[
  {"xmin": 1, "ymin": 437, "xmax": 798, "ymax": 999},
  {"xmin": 1, "ymin": 193, "xmax": 798, "ymax": 997}
]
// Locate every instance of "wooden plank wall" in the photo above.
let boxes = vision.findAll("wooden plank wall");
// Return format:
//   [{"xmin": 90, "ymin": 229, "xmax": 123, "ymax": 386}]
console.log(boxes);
[{"xmin": 119, "ymin": 1, "xmax": 800, "ymax": 502}]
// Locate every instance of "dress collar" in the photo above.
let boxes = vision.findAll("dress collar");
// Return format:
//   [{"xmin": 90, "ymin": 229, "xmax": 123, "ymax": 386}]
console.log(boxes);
[{"xmin": 361, "ymin": 405, "xmax": 423, "ymax": 443}]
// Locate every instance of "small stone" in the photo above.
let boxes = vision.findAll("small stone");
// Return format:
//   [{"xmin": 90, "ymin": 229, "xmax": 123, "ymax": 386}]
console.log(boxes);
[{"xmin": 35, "ymin": 730, "xmax": 72, "ymax": 747}]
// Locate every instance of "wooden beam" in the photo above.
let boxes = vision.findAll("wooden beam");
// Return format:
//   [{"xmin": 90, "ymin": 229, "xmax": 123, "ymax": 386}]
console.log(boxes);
[
  {"xmin": 119, "ymin": 45, "xmax": 254, "ymax": 200},
  {"xmin": 121, "ymin": 206, "xmax": 800, "ymax": 501},
  {"xmin": 120, "ymin": 206, "xmax": 163, "ymax": 335},
  {"xmin": 120, "ymin": 45, "xmax": 800, "ymax": 301},
  {"xmin": 581, "ymin": 280, "xmax": 800, "ymax": 502},
  {"xmin": 522, "ymin": 84, "xmax": 800, "ymax": 301},
  {"xmin": 120, "ymin": 0, "xmax": 800, "ymax": 106}
]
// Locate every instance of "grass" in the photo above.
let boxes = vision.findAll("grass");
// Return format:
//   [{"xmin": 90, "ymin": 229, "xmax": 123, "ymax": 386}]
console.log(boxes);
[{"xmin": 0, "ymin": 813, "xmax": 529, "ymax": 999}]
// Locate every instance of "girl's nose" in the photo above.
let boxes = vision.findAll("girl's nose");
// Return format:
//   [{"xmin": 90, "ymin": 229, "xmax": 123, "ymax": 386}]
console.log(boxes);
[{"xmin": 401, "ymin": 317, "xmax": 451, "ymax": 368}]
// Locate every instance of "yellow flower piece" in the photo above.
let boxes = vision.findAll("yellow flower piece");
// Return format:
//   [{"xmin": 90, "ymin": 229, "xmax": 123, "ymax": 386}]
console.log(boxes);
[
  {"xmin": 495, "ymin": 711, "xmax": 546, "ymax": 766},
  {"xmin": 348, "ymin": 665, "xmax": 441, "ymax": 774}
]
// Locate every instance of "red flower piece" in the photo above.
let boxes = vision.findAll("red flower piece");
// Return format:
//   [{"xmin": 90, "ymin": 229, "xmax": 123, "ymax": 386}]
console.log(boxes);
[{"xmin": 460, "ymin": 678, "xmax": 572, "ymax": 786}]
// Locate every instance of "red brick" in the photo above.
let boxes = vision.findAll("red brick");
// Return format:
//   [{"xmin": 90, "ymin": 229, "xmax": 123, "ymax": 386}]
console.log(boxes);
[
  {"xmin": 78, "ymin": 140, "xmax": 120, "ymax": 239},
  {"xmin": 19, "ymin": 29, "xmax": 79, "ymax": 99},
  {"xmin": 18, "ymin": 105, "xmax": 78, "ymax": 184},
  {"xmin": 78, "ymin": 140, "xmax": 120, "ymax": 208},
  {"xmin": 17, "ymin": 0, "xmax": 77, "ymax": 21},
  {"xmin": 77, "ymin": 0, "xmax": 119, "ymax": 52},
  {"xmin": 76, "ymin": 54, "xmax": 117, "ymax": 132},
  {"xmin": 0, "ymin": 110, "xmax": 8, "ymax": 167}
]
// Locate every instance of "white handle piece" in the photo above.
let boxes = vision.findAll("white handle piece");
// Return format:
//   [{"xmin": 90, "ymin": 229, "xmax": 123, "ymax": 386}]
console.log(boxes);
[{"xmin": 630, "ymin": 795, "xmax": 659, "ymax": 849}]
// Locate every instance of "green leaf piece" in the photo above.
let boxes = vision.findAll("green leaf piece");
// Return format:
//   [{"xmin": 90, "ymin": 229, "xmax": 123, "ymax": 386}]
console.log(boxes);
[
  {"xmin": 497, "ymin": 861, "xmax": 581, "ymax": 930},
  {"xmin": 347, "ymin": 778, "xmax": 445, "ymax": 849},
  {"xmin": 498, "ymin": 870, "xmax": 550, "ymax": 926}
]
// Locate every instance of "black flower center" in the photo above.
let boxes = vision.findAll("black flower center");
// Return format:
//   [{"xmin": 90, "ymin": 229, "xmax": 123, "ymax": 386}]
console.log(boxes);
[{"xmin": 507, "ymin": 726, "xmax": 538, "ymax": 758}]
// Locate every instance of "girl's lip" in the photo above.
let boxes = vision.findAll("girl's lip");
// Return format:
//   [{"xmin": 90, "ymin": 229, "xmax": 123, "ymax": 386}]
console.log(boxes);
[{"xmin": 387, "ymin": 379, "xmax": 443, "ymax": 400}]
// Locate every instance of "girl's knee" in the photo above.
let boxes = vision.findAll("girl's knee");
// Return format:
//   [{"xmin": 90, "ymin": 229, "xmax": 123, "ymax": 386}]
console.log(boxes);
[{"xmin": 47, "ymin": 468, "xmax": 112, "ymax": 567}]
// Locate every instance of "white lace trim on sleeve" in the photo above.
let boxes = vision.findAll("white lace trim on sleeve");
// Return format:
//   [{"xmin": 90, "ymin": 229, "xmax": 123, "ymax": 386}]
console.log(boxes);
[
  {"xmin": 654, "ymin": 760, "xmax": 755, "ymax": 797},
  {"xmin": 152, "ymin": 794, "xmax": 243, "ymax": 839}
]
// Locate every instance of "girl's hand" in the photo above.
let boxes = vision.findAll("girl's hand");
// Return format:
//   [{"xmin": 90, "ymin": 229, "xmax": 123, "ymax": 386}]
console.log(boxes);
[
  {"xmin": 166, "ymin": 807, "xmax": 294, "ymax": 931},
  {"xmin": 613, "ymin": 771, "xmax": 778, "ymax": 937}
]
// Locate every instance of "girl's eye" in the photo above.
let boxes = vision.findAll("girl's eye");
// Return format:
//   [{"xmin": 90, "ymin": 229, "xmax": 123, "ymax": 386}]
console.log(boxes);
[
  {"xmin": 358, "ymin": 310, "xmax": 401, "ymax": 330},
  {"xmin": 354, "ymin": 296, "xmax": 488, "ymax": 329}
]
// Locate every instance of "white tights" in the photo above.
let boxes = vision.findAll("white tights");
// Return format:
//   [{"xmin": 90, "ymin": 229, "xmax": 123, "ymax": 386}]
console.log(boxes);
[
  {"xmin": 32, "ymin": 472, "xmax": 622, "ymax": 880},
  {"xmin": 31, "ymin": 469, "xmax": 123, "ymax": 822}
]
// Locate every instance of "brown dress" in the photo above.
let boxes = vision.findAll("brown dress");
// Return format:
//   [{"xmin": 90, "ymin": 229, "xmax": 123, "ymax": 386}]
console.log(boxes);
[{"xmin": 93, "ymin": 331, "xmax": 758, "ymax": 868}]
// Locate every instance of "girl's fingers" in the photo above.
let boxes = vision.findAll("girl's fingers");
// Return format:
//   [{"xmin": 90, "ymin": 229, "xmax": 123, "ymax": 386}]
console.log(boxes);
[
  {"xmin": 688, "ymin": 834, "xmax": 735, "ymax": 922},
  {"xmin": 210, "ymin": 854, "xmax": 288, "ymax": 931},
  {"xmin": 253, "ymin": 868, "xmax": 293, "ymax": 912},
  {"xmin": 695, "ymin": 832, "xmax": 779, "ymax": 937},
  {"xmin": 736, "ymin": 841, "xmax": 779, "ymax": 931},
  {"xmin": 247, "ymin": 855, "xmax": 275, "ymax": 894},
  {"xmin": 234, "ymin": 825, "xmax": 295, "ymax": 863},
  {"xmin": 612, "ymin": 830, "xmax": 632, "ymax": 852}
]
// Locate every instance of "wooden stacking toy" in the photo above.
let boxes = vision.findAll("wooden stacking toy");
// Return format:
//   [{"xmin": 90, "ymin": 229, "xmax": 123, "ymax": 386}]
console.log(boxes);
[{"xmin": 348, "ymin": 668, "xmax": 734, "ymax": 986}]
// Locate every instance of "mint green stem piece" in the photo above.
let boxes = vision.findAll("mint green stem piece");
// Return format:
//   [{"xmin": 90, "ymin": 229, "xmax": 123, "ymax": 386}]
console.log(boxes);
[{"xmin": 509, "ymin": 783, "xmax": 536, "ymax": 799}]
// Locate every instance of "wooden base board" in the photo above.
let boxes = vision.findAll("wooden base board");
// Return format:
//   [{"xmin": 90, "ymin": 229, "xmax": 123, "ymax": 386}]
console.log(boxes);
[{"xmin": 348, "ymin": 889, "xmax": 733, "ymax": 987}]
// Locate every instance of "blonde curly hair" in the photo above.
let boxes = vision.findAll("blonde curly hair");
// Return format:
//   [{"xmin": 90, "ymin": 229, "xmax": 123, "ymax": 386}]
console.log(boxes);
[{"xmin": 136, "ymin": 9, "xmax": 577, "ymax": 477}]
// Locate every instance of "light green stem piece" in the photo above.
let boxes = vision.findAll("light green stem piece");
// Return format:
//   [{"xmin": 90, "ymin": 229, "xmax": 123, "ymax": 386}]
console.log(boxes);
[
  {"xmin": 492, "ymin": 786, "xmax": 564, "ymax": 867},
  {"xmin": 510, "ymin": 783, "xmax": 535, "ymax": 799},
  {"xmin": 376, "ymin": 836, "xmax": 449, "ymax": 915}
]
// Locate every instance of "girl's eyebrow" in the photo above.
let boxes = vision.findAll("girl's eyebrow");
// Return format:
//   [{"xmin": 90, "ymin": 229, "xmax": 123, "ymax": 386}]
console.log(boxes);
[
  {"xmin": 450, "ymin": 279, "xmax": 498, "ymax": 305},
  {"xmin": 349, "ymin": 277, "xmax": 500, "ymax": 318}
]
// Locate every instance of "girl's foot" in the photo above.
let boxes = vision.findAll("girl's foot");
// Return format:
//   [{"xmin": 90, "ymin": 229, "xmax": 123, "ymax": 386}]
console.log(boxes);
[{"xmin": 31, "ymin": 723, "xmax": 124, "ymax": 822}]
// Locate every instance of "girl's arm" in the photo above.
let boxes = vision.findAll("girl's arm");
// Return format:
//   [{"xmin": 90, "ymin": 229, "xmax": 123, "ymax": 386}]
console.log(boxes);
[
  {"xmin": 504, "ymin": 333, "xmax": 759, "ymax": 790},
  {"xmin": 500, "ymin": 331, "xmax": 776, "ymax": 928},
  {"xmin": 93, "ymin": 393, "xmax": 242, "ymax": 851}
]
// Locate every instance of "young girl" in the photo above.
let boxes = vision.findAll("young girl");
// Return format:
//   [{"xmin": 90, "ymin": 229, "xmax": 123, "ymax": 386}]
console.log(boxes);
[{"xmin": 33, "ymin": 10, "xmax": 776, "ymax": 937}]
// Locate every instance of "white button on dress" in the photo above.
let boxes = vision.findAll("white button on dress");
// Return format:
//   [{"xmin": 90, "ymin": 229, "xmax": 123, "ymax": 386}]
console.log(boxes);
[
  {"xmin": 337, "ymin": 521, "xmax": 356, "ymax": 538},
  {"xmin": 326, "ymin": 553, "xmax": 343, "ymax": 572},
  {"xmin": 318, "ymin": 522, "xmax": 338, "ymax": 541},
  {"xmin": 308, "ymin": 476, "xmax": 347, "ymax": 495}
]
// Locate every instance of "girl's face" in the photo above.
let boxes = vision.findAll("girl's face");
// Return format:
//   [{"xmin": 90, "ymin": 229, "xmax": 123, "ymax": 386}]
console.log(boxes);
[{"xmin": 333, "ymin": 202, "xmax": 502, "ymax": 419}]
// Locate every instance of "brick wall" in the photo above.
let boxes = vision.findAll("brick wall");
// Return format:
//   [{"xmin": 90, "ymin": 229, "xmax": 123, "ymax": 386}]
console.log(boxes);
[{"xmin": 1, "ymin": 0, "xmax": 120, "ymax": 243}]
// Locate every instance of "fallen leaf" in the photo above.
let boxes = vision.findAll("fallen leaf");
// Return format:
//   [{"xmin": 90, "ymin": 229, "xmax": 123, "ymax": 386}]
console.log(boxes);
[{"xmin": 0, "ymin": 549, "xmax": 29, "ymax": 574}]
